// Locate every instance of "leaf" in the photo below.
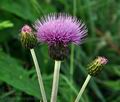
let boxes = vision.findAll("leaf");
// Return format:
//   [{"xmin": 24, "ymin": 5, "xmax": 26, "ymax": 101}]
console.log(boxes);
[
  {"xmin": 90, "ymin": 80, "xmax": 106, "ymax": 102},
  {"xmin": 0, "ymin": 20, "xmax": 14, "ymax": 30},
  {"xmin": 0, "ymin": 51, "xmax": 41, "ymax": 99},
  {"xmin": 0, "ymin": 0, "xmax": 38, "ymax": 21},
  {"xmin": 0, "ymin": 0, "xmax": 56, "ymax": 22},
  {"xmin": 103, "ymin": 80, "xmax": 120, "ymax": 91},
  {"xmin": 30, "ymin": 0, "xmax": 56, "ymax": 15},
  {"xmin": 0, "ymin": 19, "xmax": 15, "ymax": 42}
]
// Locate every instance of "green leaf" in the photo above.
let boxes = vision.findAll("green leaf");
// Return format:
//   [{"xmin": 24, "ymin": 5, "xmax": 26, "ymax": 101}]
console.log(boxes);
[
  {"xmin": 0, "ymin": 51, "xmax": 41, "ymax": 99},
  {"xmin": 0, "ymin": 0, "xmax": 38, "ymax": 21},
  {"xmin": 0, "ymin": 20, "xmax": 14, "ymax": 30},
  {"xmin": 0, "ymin": 0, "xmax": 56, "ymax": 22},
  {"xmin": 103, "ymin": 80, "xmax": 120, "ymax": 91}
]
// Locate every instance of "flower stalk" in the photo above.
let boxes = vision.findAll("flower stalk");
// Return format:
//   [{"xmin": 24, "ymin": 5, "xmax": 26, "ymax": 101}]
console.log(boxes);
[
  {"xmin": 20, "ymin": 25, "xmax": 47, "ymax": 102},
  {"xmin": 50, "ymin": 60, "xmax": 61, "ymax": 102},
  {"xmin": 30, "ymin": 49, "xmax": 47, "ymax": 102},
  {"xmin": 74, "ymin": 74, "xmax": 91, "ymax": 102},
  {"xmin": 74, "ymin": 56, "xmax": 108, "ymax": 102}
]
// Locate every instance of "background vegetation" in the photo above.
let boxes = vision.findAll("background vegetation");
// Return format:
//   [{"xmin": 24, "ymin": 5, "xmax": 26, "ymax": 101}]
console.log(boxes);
[{"xmin": 0, "ymin": 0, "xmax": 120, "ymax": 102}]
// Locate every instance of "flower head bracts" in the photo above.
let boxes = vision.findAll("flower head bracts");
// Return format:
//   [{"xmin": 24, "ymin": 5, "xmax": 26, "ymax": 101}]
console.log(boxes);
[{"xmin": 87, "ymin": 56, "xmax": 108, "ymax": 76}]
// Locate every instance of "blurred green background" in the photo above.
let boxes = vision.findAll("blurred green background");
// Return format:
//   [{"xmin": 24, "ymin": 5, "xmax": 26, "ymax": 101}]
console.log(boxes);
[{"xmin": 0, "ymin": 0, "xmax": 120, "ymax": 102}]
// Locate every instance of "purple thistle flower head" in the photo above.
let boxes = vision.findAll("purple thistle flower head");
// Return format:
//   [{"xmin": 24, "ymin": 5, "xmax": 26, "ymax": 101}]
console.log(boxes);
[
  {"xmin": 34, "ymin": 13, "xmax": 87, "ymax": 60},
  {"xmin": 34, "ymin": 13, "xmax": 87, "ymax": 45}
]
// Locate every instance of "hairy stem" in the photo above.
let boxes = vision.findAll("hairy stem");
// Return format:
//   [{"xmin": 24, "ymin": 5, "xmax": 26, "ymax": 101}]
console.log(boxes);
[
  {"xmin": 75, "ymin": 74, "xmax": 91, "ymax": 102},
  {"xmin": 50, "ymin": 60, "xmax": 61, "ymax": 102},
  {"xmin": 30, "ymin": 49, "xmax": 47, "ymax": 102}
]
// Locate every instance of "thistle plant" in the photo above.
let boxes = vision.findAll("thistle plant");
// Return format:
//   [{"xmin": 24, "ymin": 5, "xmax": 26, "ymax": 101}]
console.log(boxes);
[
  {"xmin": 74, "ymin": 56, "xmax": 108, "ymax": 102},
  {"xmin": 20, "ymin": 25, "xmax": 47, "ymax": 102},
  {"xmin": 34, "ymin": 13, "xmax": 87, "ymax": 102}
]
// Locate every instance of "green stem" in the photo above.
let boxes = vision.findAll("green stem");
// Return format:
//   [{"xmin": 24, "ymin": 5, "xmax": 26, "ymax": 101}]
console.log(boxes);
[
  {"xmin": 70, "ymin": 0, "xmax": 77, "ymax": 101},
  {"xmin": 50, "ymin": 60, "xmax": 61, "ymax": 102},
  {"xmin": 73, "ymin": 0, "xmax": 77, "ymax": 16},
  {"xmin": 85, "ymin": 0, "xmax": 95, "ymax": 54},
  {"xmin": 70, "ymin": 44, "xmax": 74, "ymax": 79},
  {"xmin": 70, "ymin": 0, "xmax": 77, "ymax": 80},
  {"xmin": 85, "ymin": 0, "xmax": 95, "ymax": 37},
  {"xmin": 30, "ymin": 49, "xmax": 47, "ymax": 102},
  {"xmin": 74, "ymin": 74, "xmax": 91, "ymax": 102}
]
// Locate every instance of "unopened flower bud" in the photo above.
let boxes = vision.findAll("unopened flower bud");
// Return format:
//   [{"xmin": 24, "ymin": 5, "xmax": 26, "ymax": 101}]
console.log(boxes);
[
  {"xmin": 87, "ymin": 56, "xmax": 108, "ymax": 76},
  {"xmin": 20, "ymin": 25, "xmax": 37, "ymax": 49}
]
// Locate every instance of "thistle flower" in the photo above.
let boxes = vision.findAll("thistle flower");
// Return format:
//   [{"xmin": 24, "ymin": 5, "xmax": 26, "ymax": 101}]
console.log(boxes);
[
  {"xmin": 34, "ymin": 13, "xmax": 87, "ymax": 60},
  {"xmin": 87, "ymin": 56, "xmax": 108, "ymax": 76},
  {"xmin": 20, "ymin": 25, "xmax": 37, "ymax": 49}
]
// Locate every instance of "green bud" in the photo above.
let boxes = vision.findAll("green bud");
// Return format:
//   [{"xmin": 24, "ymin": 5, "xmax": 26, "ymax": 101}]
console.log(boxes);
[
  {"xmin": 87, "ymin": 56, "xmax": 108, "ymax": 76},
  {"xmin": 20, "ymin": 25, "xmax": 37, "ymax": 49}
]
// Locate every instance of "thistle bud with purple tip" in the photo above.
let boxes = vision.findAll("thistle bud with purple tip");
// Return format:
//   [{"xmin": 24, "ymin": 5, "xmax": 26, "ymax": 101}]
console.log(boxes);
[
  {"xmin": 34, "ymin": 13, "xmax": 87, "ymax": 60},
  {"xmin": 87, "ymin": 56, "xmax": 108, "ymax": 76},
  {"xmin": 20, "ymin": 25, "xmax": 37, "ymax": 49}
]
